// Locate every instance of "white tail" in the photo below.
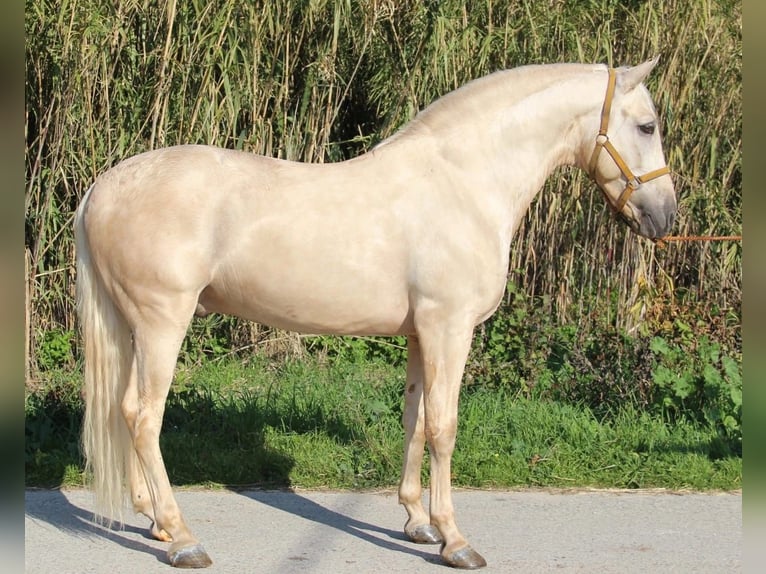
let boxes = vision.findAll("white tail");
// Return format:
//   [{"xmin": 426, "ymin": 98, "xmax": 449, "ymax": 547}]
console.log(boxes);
[{"xmin": 75, "ymin": 185, "xmax": 134, "ymax": 525}]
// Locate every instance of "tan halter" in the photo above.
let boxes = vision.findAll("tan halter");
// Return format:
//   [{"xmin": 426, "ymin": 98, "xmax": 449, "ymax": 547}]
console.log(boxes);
[{"xmin": 588, "ymin": 68, "xmax": 670, "ymax": 214}]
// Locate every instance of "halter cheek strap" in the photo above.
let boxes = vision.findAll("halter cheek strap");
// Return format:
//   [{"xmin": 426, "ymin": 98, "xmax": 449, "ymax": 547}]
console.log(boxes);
[{"xmin": 588, "ymin": 68, "xmax": 670, "ymax": 213}]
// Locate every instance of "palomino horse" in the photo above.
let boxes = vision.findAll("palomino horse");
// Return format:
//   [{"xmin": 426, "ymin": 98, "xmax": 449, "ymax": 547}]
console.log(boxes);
[{"xmin": 75, "ymin": 59, "xmax": 676, "ymax": 569}]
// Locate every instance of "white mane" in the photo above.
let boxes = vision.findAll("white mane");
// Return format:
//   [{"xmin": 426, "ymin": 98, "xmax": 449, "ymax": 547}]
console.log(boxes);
[{"xmin": 375, "ymin": 63, "xmax": 604, "ymax": 149}]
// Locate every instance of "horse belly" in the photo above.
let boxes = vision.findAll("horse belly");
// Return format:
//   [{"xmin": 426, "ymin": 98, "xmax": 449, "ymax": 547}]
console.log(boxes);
[{"xmin": 199, "ymin": 263, "xmax": 413, "ymax": 336}]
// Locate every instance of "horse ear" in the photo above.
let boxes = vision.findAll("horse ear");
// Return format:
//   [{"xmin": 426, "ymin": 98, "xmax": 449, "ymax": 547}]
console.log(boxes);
[{"xmin": 616, "ymin": 56, "xmax": 660, "ymax": 92}]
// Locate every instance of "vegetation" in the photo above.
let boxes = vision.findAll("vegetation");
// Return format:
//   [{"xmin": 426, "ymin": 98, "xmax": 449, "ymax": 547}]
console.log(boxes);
[
  {"xmin": 26, "ymin": 357, "xmax": 740, "ymax": 490},
  {"xmin": 25, "ymin": 0, "xmax": 741, "ymax": 490}
]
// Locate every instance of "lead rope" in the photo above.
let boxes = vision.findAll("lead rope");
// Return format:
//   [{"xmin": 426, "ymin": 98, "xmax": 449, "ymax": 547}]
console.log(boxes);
[{"xmin": 654, "ymin": 235, "xmax": 742, "ymax": 248}]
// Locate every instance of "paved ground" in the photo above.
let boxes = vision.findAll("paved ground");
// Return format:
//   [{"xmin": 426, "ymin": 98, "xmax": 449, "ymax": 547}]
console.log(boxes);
[{"xmin": 25, "ymin": 487, "xmax": 741, "ymax": 573}]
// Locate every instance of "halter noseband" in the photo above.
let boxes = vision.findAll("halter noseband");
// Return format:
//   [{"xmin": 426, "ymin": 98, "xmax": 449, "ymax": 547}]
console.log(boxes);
[{"xmin": 588, "ymin": 68, "xmax": 670, "ymax": 214}]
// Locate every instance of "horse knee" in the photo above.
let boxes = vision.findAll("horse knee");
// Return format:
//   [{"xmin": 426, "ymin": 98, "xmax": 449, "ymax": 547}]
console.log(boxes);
[{"xmin": 425, "ymin": 420, "xmax": 457, "ymax": 453}]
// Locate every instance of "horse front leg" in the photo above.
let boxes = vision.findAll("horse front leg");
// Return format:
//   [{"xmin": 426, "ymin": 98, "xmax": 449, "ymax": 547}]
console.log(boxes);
[
  {"xmin": 399, "ymin": 335, "xmax": 443, "ymax": 544},
  {"xmin": 418, "ymin": 319, "xmax": 487, "ymax": 569}
]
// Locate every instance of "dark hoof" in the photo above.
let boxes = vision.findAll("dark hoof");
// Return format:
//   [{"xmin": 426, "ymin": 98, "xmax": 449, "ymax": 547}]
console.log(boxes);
[
  {"xmin": 443, "ymin": 545, "xmax": 487, "ymax": 569},
  {"xmin": 168, "ymin": 544, "xmax": 213, "ymax": 568},
  {"xmin": 406, "ymin": 523, "xmax": 444, "ymax": 544}
]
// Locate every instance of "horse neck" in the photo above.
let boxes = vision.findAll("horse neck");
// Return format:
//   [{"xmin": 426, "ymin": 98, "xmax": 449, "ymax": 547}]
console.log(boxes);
[{"xmin": 379, "ymin": 65, "xmax": 606, "ymax": 235}]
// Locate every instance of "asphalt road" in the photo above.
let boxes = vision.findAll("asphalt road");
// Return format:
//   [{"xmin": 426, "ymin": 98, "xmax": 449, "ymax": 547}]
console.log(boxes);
[{"xmin": 25, "ymin": 487, "xmax": 741, "ymax": 573}]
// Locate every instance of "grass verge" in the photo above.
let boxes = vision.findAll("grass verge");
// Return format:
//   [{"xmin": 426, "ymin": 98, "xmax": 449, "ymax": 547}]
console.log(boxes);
[{"xmin": 25, "ymin": 356, "xmax": 741, "ymax": 491}]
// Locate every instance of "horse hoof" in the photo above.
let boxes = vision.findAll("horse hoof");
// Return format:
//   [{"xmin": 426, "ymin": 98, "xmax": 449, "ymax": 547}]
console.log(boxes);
[
  {"xmin": 168, "ymin": 544, "xmax": 213, "ymax": 568},
  {"xmin": 405, "ymin": 524, "xmax": 444, "ymax": 544},
  {"xmin": 442, "ymin": 545, "xmax": 487, "ymax": 569}
]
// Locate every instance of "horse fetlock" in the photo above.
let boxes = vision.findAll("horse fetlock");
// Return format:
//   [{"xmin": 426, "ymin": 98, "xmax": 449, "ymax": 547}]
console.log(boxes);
[
  {"xmin": 132, "ymin": 496, "xmax": 154, "ymax": 518},
  {"xmin": 398, "ymin": 483, "xmax": 422, "ymax": 507},
  {"xmin": 405, "ymin": 523, "xmax": 443, "ymax": 544}
]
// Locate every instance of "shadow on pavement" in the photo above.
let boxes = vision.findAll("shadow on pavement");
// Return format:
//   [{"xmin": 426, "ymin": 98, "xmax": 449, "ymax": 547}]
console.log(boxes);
[
  {"xmin": 24, "ymin": 489, "xmax": 169, "ymax": 565},
  {"xmin": 237, "ymin": 489, "xmax": 442, "ymax": 565}
]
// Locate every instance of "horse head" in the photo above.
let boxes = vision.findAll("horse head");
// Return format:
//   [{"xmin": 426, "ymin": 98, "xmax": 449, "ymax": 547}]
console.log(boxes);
[{"xmin": 587, "ymin": 58, "xmax": 677, "ymax": 240}]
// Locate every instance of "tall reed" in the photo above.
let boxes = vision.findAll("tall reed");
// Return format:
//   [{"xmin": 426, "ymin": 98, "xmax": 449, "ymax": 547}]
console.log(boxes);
[{"xmin": 24, "ymin": 0, "xmax": 741, "ymax": 377}]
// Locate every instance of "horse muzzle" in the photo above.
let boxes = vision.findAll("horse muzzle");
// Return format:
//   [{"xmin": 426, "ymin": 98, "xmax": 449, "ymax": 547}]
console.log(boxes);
[{"xmin": 619, "ymin": 185, "xmax": 677, "ymax": 240}]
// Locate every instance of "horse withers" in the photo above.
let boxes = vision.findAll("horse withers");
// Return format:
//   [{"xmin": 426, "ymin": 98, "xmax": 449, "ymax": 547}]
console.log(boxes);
[{"xmin": 75, "ymin": 59, "xmax": 675, "ymax": 569}]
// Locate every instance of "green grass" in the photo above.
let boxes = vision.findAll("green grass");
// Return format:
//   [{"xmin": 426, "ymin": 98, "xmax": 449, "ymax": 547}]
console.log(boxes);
[
  {"xmin": 25, "ymin": 356, "xmax": 741, "ymax": 491},
  {"xmin": 24, "ymin": 0, "xmax": 741, "ymax": 496}
]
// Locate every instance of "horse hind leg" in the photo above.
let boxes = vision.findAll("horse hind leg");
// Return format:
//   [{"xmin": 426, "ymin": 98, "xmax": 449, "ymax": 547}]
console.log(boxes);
[
  {"xmin": 122, "ymin": 356, "xmax": 172, "ymax": 543},
  {"xmin": 122, "ymin": 306, "xmax": 212, "ymax": 568},
  {"xmin": 127, "ymin": 457, "xmax": 172, "ymax": 542},
  {"xmin": 399, "ymin": 335, "xmax": 442, "ymax": 544}
]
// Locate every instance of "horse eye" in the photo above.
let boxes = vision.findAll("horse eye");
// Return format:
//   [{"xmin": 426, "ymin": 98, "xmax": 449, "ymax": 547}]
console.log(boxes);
[{"xmin": 639, "ymin": 122, "xmax": 656, "ymax": 135}]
